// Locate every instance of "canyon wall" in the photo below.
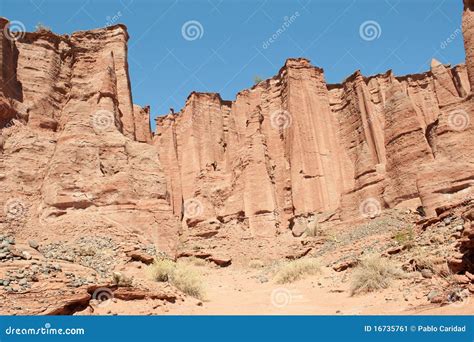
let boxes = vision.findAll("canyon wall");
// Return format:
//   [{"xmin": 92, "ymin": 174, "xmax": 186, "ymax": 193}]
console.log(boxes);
[
  {"xmin": 156, "ymin": 57, "xmax": 473, "ymax": 238},
  {"xmin": 0, "ymin": 2, "xmax": 473, "ymax": 253},
  {"xmin": 156, "ymin": 4, "xmax": 474, "ymax": 238},
  {"xmin": 0, "ymin": 21, "xmax": 178, "ymax": 254}
]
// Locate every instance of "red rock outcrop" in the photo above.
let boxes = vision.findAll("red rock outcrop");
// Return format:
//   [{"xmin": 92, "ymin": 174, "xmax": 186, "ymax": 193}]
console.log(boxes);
[
  {"xmin": 1, "ymin": 1, "xmax": 473, "ymax": 256},
  {"xmin": 157, "ymin": 63, "xmax": 472, "ymax": 238},
  {"xmin": 156, "ymin": 10, "xmax": 473, "ymax": 238},
  {"xmin": 0, "ymin": 19, "xmax": 179, "ymax": 255},
  {"xmin": 463, "ymin": 0, "xmax": 474, "ymax": 90}
]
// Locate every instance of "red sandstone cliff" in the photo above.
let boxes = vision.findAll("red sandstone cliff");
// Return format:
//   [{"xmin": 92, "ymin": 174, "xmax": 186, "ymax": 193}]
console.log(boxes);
[
  {"xmin": 0, "ymin": 3, "xmax": 473, "ymax": 255},
  {"xmin": 0, "ymin": 20, "xmax": 178, "ymax": 254},
  {"xmin": 156, "ymin": 55, "xmax": 473, "ymax": 239}
]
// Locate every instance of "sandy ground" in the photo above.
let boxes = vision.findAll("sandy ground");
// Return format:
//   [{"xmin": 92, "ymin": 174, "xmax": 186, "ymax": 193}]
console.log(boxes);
[{"xmin": 87, "ymin": 263, "xmax": 473, "ymax": 316}]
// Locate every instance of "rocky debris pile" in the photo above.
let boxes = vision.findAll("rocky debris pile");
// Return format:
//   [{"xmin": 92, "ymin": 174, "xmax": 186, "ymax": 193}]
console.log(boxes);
[
  {"xmin": 389, "ymin": 203, "xmax": 474, "ymax": 303},
  {"xmin": 40, "ymin": 237, "xmax": 118, "ymax": 276},
  {"xmin": 314, "ymin": 210, "xmax": 416, "ymax": 261},
  {"xmin": 65, "ymin": 271, "xmax": 98, "ymax": 288},
  {"xmin": 0, "ymin": 235, "xmax": 32, "ymax": 261},
  {"xmin": 449, "ymin": 207, "xmax": 474, "ymax": 276},
  {"xmin": 0, "ymin": 261, "xmax": 62, "ymax": 293}
]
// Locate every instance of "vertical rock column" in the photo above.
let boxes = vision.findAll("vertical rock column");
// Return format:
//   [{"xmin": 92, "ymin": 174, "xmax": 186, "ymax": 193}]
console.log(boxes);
[
  {"xmin": 0, "ymin": 18, "xmax": 21, "ymax": 125},
  {"xmin": 463, "ymin": 0, "xmax": 474, "ymax": 90},
  {"xmin": 285, "ymin": 59, "xmax": 343, "ymax": 215}
]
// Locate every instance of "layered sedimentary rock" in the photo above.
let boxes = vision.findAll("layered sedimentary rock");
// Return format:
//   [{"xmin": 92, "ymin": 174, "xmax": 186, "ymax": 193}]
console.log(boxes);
[
  {"xmin": 0, "ymin": 20, "xmax": 177, "ymax": 254},
  {"xmin": 156, "ymin": 5, "xmax": 474, "ymax": 237},
  {"xmin": 157, "ymin": 57, "xmax": 473, "ymax": 238},
  {"xmin": 1, "ymin": 1, "xmax": 473, "ymax": 253},
  {"xmin": 463, "ymin": 0, "xmax": 474, "ymax": 90}
]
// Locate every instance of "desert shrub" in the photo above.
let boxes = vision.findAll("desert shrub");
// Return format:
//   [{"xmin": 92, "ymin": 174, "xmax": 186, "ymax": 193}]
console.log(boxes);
[
  {"xmin": 253, "ymin": 75, "xmax": 263, "ymax": 84},
  {"xmin": 112, "ymin": 272, "xmax": 133, "ymax": 287},
  {"xmin": 411, "ymin": 248, "xmax": 437, "ymax": 272},
  {"xmin": 170, "ymin": 264, "xmax": 205, "ymax": 299},
  {"xmin": 274, "ymin": 258, "xmax": 321, "ymax": 284},
  {"xmin": 149, "ymin": 258, "xmax": 176, "ymax": 282},
  {"xmin": 35, "ymin": 22, "xmax": 51, "ymax": 32},
  {"xmin": 351, "ymin": 255, "xmax": 403, "ymax": 295},
  {"xmin": 149, "ymin": 258, "xmax": 205, "ymax": 299},
  {"xmin": 393, "ymin": 227, "xmax": 415, "ymax": 249}
]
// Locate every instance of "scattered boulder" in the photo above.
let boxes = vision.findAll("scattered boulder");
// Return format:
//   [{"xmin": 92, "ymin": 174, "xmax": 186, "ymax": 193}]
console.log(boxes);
[
  {"xmin": 127, "ymin": 251, "xmax": 154, "ymax": 265},
  {"xmin": 333, "ymin": 259, "xmax": 358, "ymax": 272},
  {"xmin": 208, "ymin": 256, "xmax": 232, "ymax": 267}
]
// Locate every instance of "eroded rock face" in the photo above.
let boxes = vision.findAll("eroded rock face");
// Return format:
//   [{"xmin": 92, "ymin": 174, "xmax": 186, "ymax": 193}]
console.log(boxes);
[
  {"xmin": 158, "ymin": 65, "xmax": 472, "ymax": 237},
  {"xmin": 1, "ymin": 1, "xmax": 473, "ymax": 254},
  {"xmin": 157, "ymin": 33, "xmax": 473, "ymax": 238},
  {"xmin": 0, "ymin": 19, "xmax": 178, "ymax": 255},
  {"xmin": 463, "ymin": 0, "xmax": 474, "ymax": 90}
]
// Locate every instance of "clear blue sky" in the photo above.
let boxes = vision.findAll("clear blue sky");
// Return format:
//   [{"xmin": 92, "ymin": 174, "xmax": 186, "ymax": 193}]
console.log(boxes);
[{"xmin": 0, "ymin": 0, "xmax": 465, "ymax": 130}]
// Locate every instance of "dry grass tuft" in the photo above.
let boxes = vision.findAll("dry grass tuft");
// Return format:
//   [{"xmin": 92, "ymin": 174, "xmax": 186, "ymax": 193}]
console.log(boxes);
[
  {"xmin": 351, "ymin": 254, "xmax": 403, "ymax": 295},
  {"xmin": 149, "ymin": 258, "xmax": 175, "ymax": 282},
  {"xmin": 112, "ymin": 272, "xmax": 133, "ymax": 287},
  {"xmin": 149, "ymin": 258, "xmax": 205, "ymax": 299},
  {"xmin": 274, "ymin": 258, "xmax": 321, "ymax": 284},
  {"xmin": 411, "ymin": 249, "xmax": 437, "ymax": 272},
  {"xmin": 248, "ymin": 259, "xmax": 265, "ymax": 269},
  {"xmin": 170, "ymin": 264, "xmax": 205, "ymax": 299}
]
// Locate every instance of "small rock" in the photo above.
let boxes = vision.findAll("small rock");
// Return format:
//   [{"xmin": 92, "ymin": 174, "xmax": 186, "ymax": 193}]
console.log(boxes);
[
  {"xmin": 22, "ymin": 251, "xmax": 32, "ymax": 260},
  {"xmin": 333, "ymin": 259, "xmax": 358, "ymax": 272},
  {"xmin": 127, "ymin": 251, "xmax": 154, "ymax": 265},
  {"xmin": 28, "ymin": 240, "xmax": 39, "ymax": 250},
  {"xmin": 421, "ymin": 269, "xmax": 433, "ymax": 279},
  {"xmin": 385, "ymin": 246, "xmax": 403, "ymax": 255},
  {"xmin": 430, "ymin": 295, "xmax": 443, "ymax": 304},
  {"xmin": 209, "ymin": 256, "xmax": 232, "ymax": 267},
  {"xmin": 427, "ymin": 290, "xmax": 440, "ymax": 302}
]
